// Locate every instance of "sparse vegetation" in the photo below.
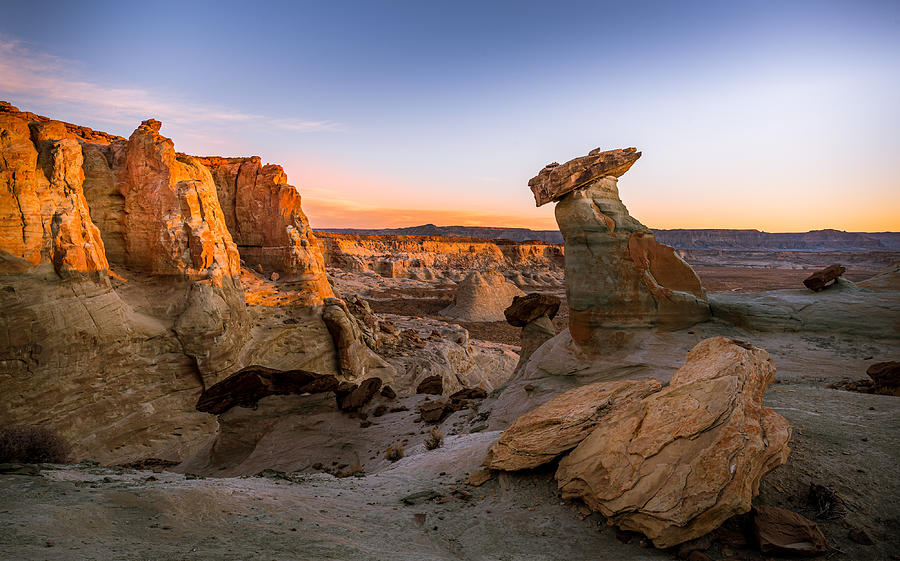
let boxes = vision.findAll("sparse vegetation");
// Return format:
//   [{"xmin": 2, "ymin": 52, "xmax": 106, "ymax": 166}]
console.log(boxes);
[
  {"xmin": 384, "ymin": 443, "xmax": 405, "ymax": 462},
  {"xmin": 0, "ymin": 424, "xmax": 70, "ymax": 463},
  {"xmin": 424, "ymin": 427, "xmax": 444, "ymax": 450}
]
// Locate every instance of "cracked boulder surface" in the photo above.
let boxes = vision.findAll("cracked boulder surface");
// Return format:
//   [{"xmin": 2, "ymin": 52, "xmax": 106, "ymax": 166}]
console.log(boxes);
[{"xmin": 554, "ymin": 337, "xmax": 791, "ymax": 548}]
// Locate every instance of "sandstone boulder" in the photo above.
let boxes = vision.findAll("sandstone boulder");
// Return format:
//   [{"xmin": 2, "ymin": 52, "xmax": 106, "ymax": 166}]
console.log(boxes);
[
  {"xmin": 529, "ymin": 147, "xmax": 642, "ymax": 206},
  {"xmin": 555, "ymin": 337, "xmax": 791, "ymax": 548},
  {"xmin": 439, "ymin": 271, "xmax": 525, "ymax": 322},
  {"xmin": 485, "ymin": 378, "xmax": 662, "ymax": 471},
  {"xmin": 504, "ymin": 293, "xmax": 560, "ymax": 327},
  {"xmin": 322, "ymin": 297, "xmax": 394, "ymax": 380}
]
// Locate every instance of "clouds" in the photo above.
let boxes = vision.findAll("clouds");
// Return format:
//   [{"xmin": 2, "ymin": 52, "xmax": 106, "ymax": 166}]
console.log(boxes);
[{"xmin": 0, "ymin": 37, "xmax": 342, "ymax": 133}]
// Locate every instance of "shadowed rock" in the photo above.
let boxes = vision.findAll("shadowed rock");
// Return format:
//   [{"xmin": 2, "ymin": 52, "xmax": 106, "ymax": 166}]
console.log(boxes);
[
  {"xmin": 528, "ymin": 147, "xmax": 641, "ymax": 207},
  {"xmin": 752, "ymin": 506, "xmax": 827, "ymax": 556},
  {"xmin": 867, "ymin": 361, "xmax": 900, "ymax": 396},
  {"xmin": 196, "ymin": 366, "xmax": 339, "ymax": 415},
  {"xmin": 335, "ymin": 377, "xmax": 382, "ymax": 411},
  {"xmin": 416, "ymin": 375, "xmax": 444, "ymax": 395},
  {"xmin": 803, "ymin": 263, "xmax": 845, "ymax": 291},
  {"xmin": 504, "ymin": 293, "xmax": 561, "ymax": 327}
]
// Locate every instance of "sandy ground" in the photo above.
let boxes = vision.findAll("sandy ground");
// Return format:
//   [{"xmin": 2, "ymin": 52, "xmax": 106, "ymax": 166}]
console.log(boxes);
[{"xmin": 1, "ymin": 378, "xmax": 897, "ymax": 561}]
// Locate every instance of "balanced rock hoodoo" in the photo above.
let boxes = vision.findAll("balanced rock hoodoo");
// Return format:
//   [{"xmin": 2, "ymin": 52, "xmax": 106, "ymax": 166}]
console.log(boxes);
[{"xmin": 531, "ymin": 147, "xmax": 709, "ymax": 353}]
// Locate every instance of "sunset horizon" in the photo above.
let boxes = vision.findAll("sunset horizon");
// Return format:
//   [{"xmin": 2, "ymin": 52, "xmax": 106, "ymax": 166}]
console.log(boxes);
[{"xmin": 2, "ymin": 0, "xmax": 898, "ymax": 234}]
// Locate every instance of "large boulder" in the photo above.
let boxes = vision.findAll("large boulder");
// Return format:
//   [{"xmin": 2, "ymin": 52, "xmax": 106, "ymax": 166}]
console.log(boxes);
[
  {"xmin": 543, "ymin": 149, "xmax": 709, "ymax": 353},
  {"xmin": 555, "ymin": 337, "xmax": 791, "ymax": 548},
  {"xmin": 485, "ymin": 378, "xmax": 662, "ymax": 470},
  {"xmin": 440, "ymin": 271, "xmax": 525, "ymax": 322}
]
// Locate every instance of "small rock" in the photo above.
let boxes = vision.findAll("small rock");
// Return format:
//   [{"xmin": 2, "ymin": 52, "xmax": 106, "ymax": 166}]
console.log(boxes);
[
  {"xmin": 848, "ymin": 527, "xmax": 874, "ymax": 545},
  {"xmin": 401, "ymin": 490, "xmax": 441, "ymax": 505},
  {"xmin": 466, "ymin": 469, "xmax": 493, "ymax": 487},
  {"xmin": 753, "ymin": 505, "xmax": 827, "ymax": 556},
  {"xmin": 416, "ymin": 375, "xmax": 443, "ymax": 395}
]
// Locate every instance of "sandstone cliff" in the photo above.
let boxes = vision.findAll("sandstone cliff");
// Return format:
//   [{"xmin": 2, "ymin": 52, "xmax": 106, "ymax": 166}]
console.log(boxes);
[
  {"xmin": 0, "ymin": 103, "xmax": 338, "ymax": 463},
  {"xmin": 318, "ymin": 231, "xmax": 563, "ymax": 285}
]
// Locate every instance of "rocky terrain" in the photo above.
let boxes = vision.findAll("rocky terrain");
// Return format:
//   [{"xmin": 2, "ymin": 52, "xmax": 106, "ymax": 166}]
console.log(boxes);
[{"xmin": 2, "ymin": 107, "xmax": 899, "ymax": 561}]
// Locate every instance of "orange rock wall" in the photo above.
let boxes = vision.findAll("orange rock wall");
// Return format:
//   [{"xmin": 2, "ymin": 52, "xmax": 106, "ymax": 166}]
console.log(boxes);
[
  {"xmin": 0, "ymin": 111, "xmax": 109, "ymax": 277},
  {"xmin": 196, "ymin": 156, "xmax": 333, "ymax": 304},
  {"xmin": 318, "ymin": 232, "xmax": 564, "ymax": 276}
]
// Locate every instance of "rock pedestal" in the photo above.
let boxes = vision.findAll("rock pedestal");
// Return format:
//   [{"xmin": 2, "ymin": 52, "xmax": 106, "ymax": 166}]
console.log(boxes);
[{"xmin": 537, "ymin": 149, "xmax": 709, "ymax": 353}]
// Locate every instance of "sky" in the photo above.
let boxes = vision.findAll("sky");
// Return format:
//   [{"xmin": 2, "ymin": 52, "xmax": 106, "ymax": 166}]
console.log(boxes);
[{"xmin": 1, "ymin": 0, "xmax": 898, "ymax": 232}]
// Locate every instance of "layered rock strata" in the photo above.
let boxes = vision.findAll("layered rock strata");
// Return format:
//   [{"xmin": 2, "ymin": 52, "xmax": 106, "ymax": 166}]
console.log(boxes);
[
  {"xmin": 319, "ymin": 232, "xmax": 564, "ymax": 286},
  {"xmin": 485, "ymin": 378, "xmax": 662, "ymax": 470},
  {"xmin": 439, "ymin": 271, "xmax": 525, "ymax": 322},
  {"xmin": 196, "ymin": 156, "xmax": 332, "ymax": 304},
  {"xmin": 554, "ymin": 337, "xmax": 791, "ymax": 547},
  {"xmin": 536, "ymin": 148, "xmax": 709, "ymax": 351}
]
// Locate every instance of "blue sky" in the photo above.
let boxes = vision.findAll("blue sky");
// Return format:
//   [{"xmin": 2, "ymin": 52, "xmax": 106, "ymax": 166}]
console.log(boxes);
[{"xmin": 1, "ymin": 0, "xmax": 898, "ymax": 230}]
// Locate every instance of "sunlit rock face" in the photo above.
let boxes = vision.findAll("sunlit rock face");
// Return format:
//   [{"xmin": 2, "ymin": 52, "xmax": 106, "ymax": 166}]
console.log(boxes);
[
  {"xmin": 197, "ymin": 156, "xmax": 333, "ymax": 305},
  {"xmin": 119, "ymin": 120, "xmax": 242, "ymax": 286},
  {"xmin": 0, "ymin": 110, "xmax": 109, "ymax": 277},
  {"xmin": 537, "ymin": 148, "xmax": 709, "ymax": 353},
  {"xmin": 0, "ymin": 103, "xmax": 340, "ymax": 463}
]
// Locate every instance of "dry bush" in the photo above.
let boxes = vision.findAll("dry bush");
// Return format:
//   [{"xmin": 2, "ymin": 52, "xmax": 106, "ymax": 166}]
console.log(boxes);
[
  {"xmin": 424, "ymin": 427, "xmax": 444, "ymax": 450},
  {"xmin": 0, "ymin": 425, "xmax": 70, "ymax": 463},
  {"xmin": 384, "ymin": 443, "xmax": 405, "ymax": 462}
]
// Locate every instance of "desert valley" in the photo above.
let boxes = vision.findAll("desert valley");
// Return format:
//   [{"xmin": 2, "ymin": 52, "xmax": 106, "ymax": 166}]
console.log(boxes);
[{"xmin": 0, "ymin": 99, "xmax": 897, "ymax": 561}]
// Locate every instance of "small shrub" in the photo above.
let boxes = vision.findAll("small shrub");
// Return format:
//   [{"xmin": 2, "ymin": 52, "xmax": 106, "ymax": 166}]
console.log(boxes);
[
  {"xmin": 424, "ymin": 427, "xmax": 444, "ymax": 450},
  {"xmin": 0, "ymin": 425, "xmax": 70, "ymax": 463},
  {"xmin": 384, "ymin": 443, "xmax": 405, "ymax": 462}
]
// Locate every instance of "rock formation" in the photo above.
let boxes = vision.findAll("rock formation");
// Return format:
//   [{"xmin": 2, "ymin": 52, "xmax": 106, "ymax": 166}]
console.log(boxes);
[
  {"xmin": 532, "ymin": 147, "xmax": 709, "ymax": 352},
  {"xmin": 439, "ymin": 271, "xmax": 525, "ymax": 322},
  {"xmin": 318, "ymin": 232, "xmax": 564, "ymax": 287},
  {"xmin": 484, "ymin": 378, "xmax": 661, "ymax": 470},
  {"xmin": 554, "ymin": 337, "xmax": 791, "ymax": 547},
  {"xmin": 196, "ymin": 156, "xmax": 332, "ymax": 304},
  {"xmin": 803, "ymin": 263, "xmax": 845, "ymax": 291},
  {"xmin": 0, "ymin": 112, "xmax": 109, "ymax": 277},
  {"xmin": 504, "ymin": 293, "xmax": 561, "ymax": 373},
  {"xmin": 0, "ymin": 103, "xmax": 347, "ymax": 462}
]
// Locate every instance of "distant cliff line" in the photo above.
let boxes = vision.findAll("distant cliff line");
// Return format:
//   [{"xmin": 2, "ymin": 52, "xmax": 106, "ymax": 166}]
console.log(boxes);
[{"xmin": 316, "ymin": 225, "xmax": 900, "ymax": 252}]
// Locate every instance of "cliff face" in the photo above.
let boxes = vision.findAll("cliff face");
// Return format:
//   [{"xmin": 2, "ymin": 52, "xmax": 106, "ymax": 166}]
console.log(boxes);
[
  {"xmin": 318, "ymin": 232, "xmax": 564, "ymax": 279},
  {"xmin": 195, "ymin": 156, "xmax": 332, "ymax": 304},
  {"xmin": 0, "ymin": 103, "xmax": 337, "ymax": 462}
]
